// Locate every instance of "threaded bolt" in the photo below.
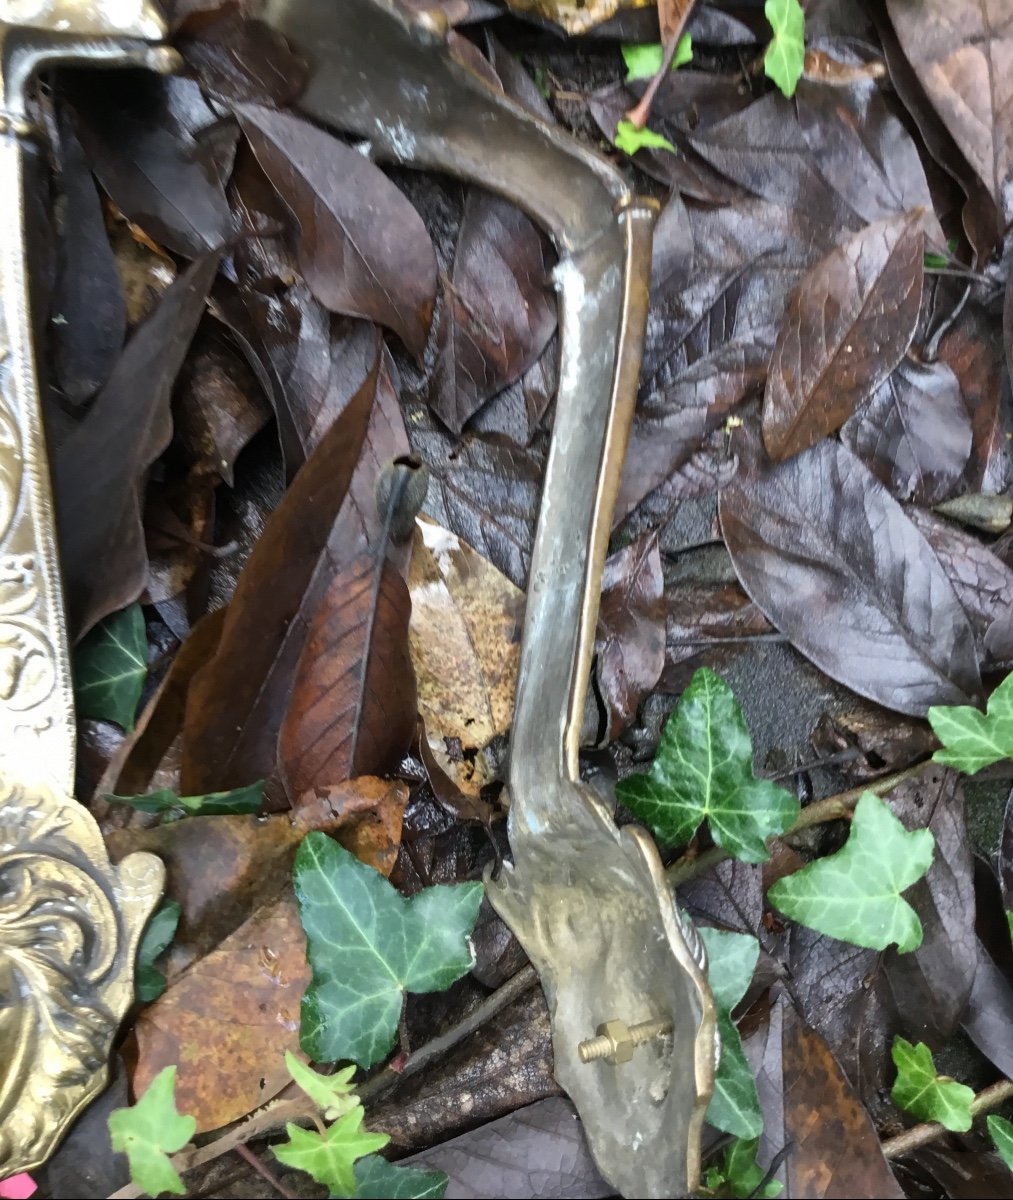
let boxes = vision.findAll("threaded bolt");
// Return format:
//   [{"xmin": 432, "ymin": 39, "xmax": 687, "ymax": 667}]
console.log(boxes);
[{"xmin": 578, "ymin": 1017, "xmax": 673, "ymax": 1065}]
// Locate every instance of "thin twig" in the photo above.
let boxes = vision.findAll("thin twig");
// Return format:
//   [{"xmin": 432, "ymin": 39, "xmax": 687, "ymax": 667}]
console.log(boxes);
[
  {"xmin": 107, "ymin": 965, "xmax": 539, "ymax": 1199},
  {"xmin": 881, "ymin": 1078, "xmax": 1013, "ymax": 1159},
  {"xmin": 666, "ymin": 762, "xmax": 930, "ymax": 887},
  {"xmin": 232, "ymin": 1142, "xmax": 298, "ymax": 1199}
]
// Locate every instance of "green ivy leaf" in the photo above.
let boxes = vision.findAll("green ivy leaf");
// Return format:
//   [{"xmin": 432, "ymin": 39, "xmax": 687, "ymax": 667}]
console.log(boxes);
[
  {"xmin": 107, "ymin": 1065, "xmax": 196, "ymax": 1197},
  {"xmin": 700, "ymin": 927, "xmax": 763, "ymax": 1139},
  {"xmin": 703, "ymin": 1137, "xmax": 782, "ymax": 1198},
  {"xmin": 614, "ymin": 119, "xmax": 678, "ymax": 157},
  {"xmin": 769, "ymin": 792, "xmax": 934, "ymax": 952},
  {"xmin": 294, "ymin": 832, "xmax": 484, "ymax": 1066},
  {"xmin": 74, "ymin": 603, "xmax": 147, "ymax": 730},
  {"xmin": 891, "ymin": 1038, "xmax": 973, "ymax": 1131},
  {"xmin": 764, "ymin": 0, "xmax": 805, "ymax": 98},
  {"xmin": 621, "ymin": 35, "xmax": 693, "ymax": 81},
  {"xmin": 136, "ymin": 899, "xmax": 180, "ymax": 1003},
  {"xmin": 284, "ymin": 1051, "xmax": 357, "ymax": 1121},
  {"xmin": 987, "ymin": 1115, "xmax": 1013, "ymax": 1171},
  {"xmin": 342, "ymin": 1155, "xmax": 449, "ymax": 1199},
  {"xmin": 273, "ymin": 1107, "xmax": 389, "ymax": 1196},
  {"xmin": 927, "ymin": 673, "xmax": 1013, "ymax": 774},
  {"xmin": 104, "ymin": 780, "xmax": 265, "ymax": 819},
  {"xmin": 616, "ymin": 668, "xmax": 799, "ymax": 862}
]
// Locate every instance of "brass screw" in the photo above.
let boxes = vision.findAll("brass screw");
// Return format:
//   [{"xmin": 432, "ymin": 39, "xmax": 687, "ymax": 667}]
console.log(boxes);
[{"xmin": 578, "ymin": 1017, "xmax": 674, "ymax": 1065}]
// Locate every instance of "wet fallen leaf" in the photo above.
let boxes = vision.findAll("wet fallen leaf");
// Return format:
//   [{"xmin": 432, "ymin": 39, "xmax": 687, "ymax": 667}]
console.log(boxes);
[
  {"xmin": 762, "ymin": 212, "xmax": 924, "ymax": 461},
  {"xmin": 432, "ymin": 192, "xmax": 556, "ymax": 435},
  {"xmin": 408, "ymin": 517, "xmax": 523, "ymax": 793},
  {"xmin": 720, "ymin": 434, "xmax": 983, "ymax": 716},
  {"xmin": 236, "ymin": 102, "xmax": 437, "ymax": 357},
  {"xmin": 279, "ymin": 552, "xmax": 417, "ymax": 798}
]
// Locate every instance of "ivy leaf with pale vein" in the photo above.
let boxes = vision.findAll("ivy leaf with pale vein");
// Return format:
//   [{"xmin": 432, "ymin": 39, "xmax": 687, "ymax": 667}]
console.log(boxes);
[
  {"xmin": 928, "ymin": 673, "xmax": 1013, "ymax": 774},
  {"xmin": 616, "ymin": 667, "xmax": 799, "ymax": 862},
  {"xmin": 703, "ymin": 1137, "xmax": 782, "ymax": 1198},
  {"xmin": 273, "ymin": 1106, "xmax": 389, "ymax": 1196},
  {"xmin": 700, "ymin": 927, "xmax": 763, "ymax": 1139},
  {"xmin": 764, "ymin": 0, "xmax": 805, "ymax": 98},
  {"xmin": 136, "ymin": 899, "xmax": 180, "ymax": 1003},
  {"xmin": 988, "ymin": 1116, "xmax": 1013, "ymax": 1171},
  {"xmin": 342, "ymin": 1155, "xmax": 449, "ymax": 1199},
  {"xmin": 73, "ymin": 602, "xmax": 147, "ymax": 729},
  {"xmin": 891, "ymin": 1038, "xmax": 973, "ymax": 1131},
  {"xmin": 284, "ymin": 1051, "xmax": 357, "ymax": 1122},
  {"xmin": 769, "ymin": 793, "xmax": 935, "ymax": 952},
  {"xmin": 107, "ymin": 1066, "xmax": 195, "ymax": 1197},
  {"xmin": 293, "ymin": 832, "xmax": 484, "ymax": 1066}
]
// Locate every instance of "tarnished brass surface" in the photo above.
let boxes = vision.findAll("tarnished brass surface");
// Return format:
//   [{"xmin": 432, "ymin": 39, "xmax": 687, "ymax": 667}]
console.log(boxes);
[
  {"xmin": 504, "ymin": 0, "xmax": 653, "ymax": 35},
  {"xmin": 0, "ymin": 2, "xmax": 169, "ymax": 1178},
  {"xmin": 261, "ymin": 3, "xmax": 717, "ymax": 1194}
]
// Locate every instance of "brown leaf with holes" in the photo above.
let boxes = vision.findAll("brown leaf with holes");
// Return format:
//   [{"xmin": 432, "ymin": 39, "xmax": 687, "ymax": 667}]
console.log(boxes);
[
  {"xmin": 763, "ymin": 212, "xmax": 923, "ymax": 461},
  {"xmin": 235, "ymin": 102, "xmax": 437, "ymax": 356},
  {"xmin": 408, "ymin": 516, "xmax": 523, "ymax": 794},
  {"xmin": 279, "ymin": 553, "xmax": 417, "ymax": 799}
]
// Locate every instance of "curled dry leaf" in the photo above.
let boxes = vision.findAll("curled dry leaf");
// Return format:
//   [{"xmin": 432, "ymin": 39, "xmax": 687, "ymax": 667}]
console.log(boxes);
[
  {"xmin": 236, "ymin": 102, "xmax": 437, "ymax": 357},
  {"xmin": 408, "ymin": 516, "xmax": 523, "ymax": 794},
  {"xmin": 719, "ymin": 434, "xmax": 982, "ymax": 716},
  {"xmin": 279, "ymin": 553, "xmax": 417, "ymax": 800},
  {"xmin": 762, "ymin": 211, "xmax": 924, "ymax": 462}
]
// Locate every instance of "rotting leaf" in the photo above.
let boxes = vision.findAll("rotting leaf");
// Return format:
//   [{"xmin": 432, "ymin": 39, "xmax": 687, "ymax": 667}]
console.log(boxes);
[
  {"xmin": 181, "ymin": 358, "xmax": 377, "ymax": 796},
  {"xmin": 891, "ymin": 1037, "xmax": 974, "ymax": 1130},
  {"xmin": 769, "ymin": 792, "xmax": 935, "ymax": 952},
  {"xmin": 236, "ymin": 102, "xmax": 437, "ymax": 357},
  {"xmin": 928, "ymin": 673, "xmax": 1013, "ymax": 774},
  {"xmin": 594, "ymin": 531, "xmax": 665, "ymax": 740},
  {"xmin": 278, "ymin": 552, "xmax": 417, "ymax": 799},
  {"xmin": 616, "ymin": 667, "xmax": 798, "ymax": 861},
  {"xmin": 719, "ymin": 435, "xmax": 983, "ymax": 717},
  {"xmin": 294, "ymin": 832, "xmax": 483, "ymax": 1067},
  {"xmin": 73, "ymin": 603, "xmax": 147, "ymax": 731},
  {"xmin": 842, "ymin": 358, "xmax": 972, "ymax": 505},
  {"xmin": 432, "ymin": 191, "xmax": 556, "ymax": 435},
  {"xmin": 762, "ymin": 212, "xmax": 923, "ymax": 462},
  {"xmin": 273, "ymin": 1108, "xmax": 389, "ymax": 1197},
  {"xmin": 699, "ymin": 927, "xmax": 763, "ymax": 1139},
  {"xmin": 55, "ymin": 252, "xmax": 220, "ymax": 639},
  {"xmin": 107, "ymin": 1066, "xmax": 194, "ymax": 1198},
  {"xmin": 132, "ymin": 893, "xmax": 310, "ymax": 1134}
]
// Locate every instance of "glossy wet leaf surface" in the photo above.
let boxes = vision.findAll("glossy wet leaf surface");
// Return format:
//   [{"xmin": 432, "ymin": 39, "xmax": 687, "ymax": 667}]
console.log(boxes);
[
  {"xmin": 891, "ymin": 1037, "xmax": 974, "ymax": 1130},
  {"xmin": 616, "ymin": 667, "xmax": 798, "ymax": 861},
  {"xmin": 700, "ymin": 927, "xmax": 762, "ymax": 1138},
  {"xmin": 73, "ymin": 603, "xmax": 147, "ymax": 729}
]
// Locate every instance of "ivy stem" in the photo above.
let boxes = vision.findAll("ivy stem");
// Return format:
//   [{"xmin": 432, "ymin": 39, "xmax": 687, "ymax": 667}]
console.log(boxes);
[
  {"xmin": 880, "ymin": 1078, "xmax": 1013, "ymax": 1159},
  {"xmin": 232, "ymin": 1142, "xmax": 297, "ymax": 1199},
  {"xmin": 665, "ymin": 762, "xmax": 931, "ymax": 888}
]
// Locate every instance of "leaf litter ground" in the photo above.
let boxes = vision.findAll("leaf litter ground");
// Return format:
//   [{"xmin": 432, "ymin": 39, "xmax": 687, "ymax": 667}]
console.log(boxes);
[{"xmin": 36, "ymin": 3, "xmax": 1013, "ymax": 1199}]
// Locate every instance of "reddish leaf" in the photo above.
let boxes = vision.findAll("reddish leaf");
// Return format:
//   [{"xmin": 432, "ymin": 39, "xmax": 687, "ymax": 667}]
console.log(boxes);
[
  {"xmin": 279, "ymin": 553, "xmax": 417, "ymax": 798},
  {"xmin": 842, "ymin": 357, "xmax": 972, "ymax": 505},
  {"xmin": 660, "ymin": 581, "xmax": 776, "ymax": 693},
  {"xmin": 886, "ymin": 0, "xmax": 1013, "ymax": 218},
  {"xmin": 54, "ymin": 252, "xmax": 219, "ymax": 637},
  {"xmin": 762, "ymin": 212, "xmax": 924, "ymax": 462},
  {"xmin": 235, "ymin": 102, "xmax": 437, "ymax": 356},
  {"xmin": 431, "ymin": 192, "xmax": 556, "ymax": 434},
  {"xmin": 594, "ymin": 532, "xmax": 665, "ymax": 738},
  {"xmin": 719, "ymin": 435, "xmax": 982, "ymax": 716},
  {"xmin": 181, "ymin": 360, "xmax": 378, "ymax": 795}
]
